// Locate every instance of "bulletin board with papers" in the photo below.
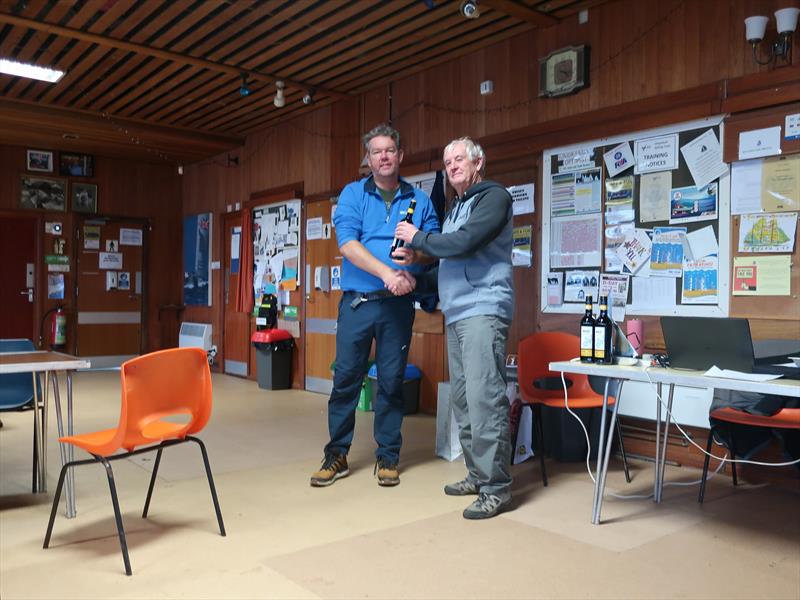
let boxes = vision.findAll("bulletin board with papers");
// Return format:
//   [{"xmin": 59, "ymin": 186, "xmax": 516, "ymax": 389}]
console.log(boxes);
[
  {"xmin": 541, "ymin": 116, "xmax": 731, "ymax": 319},
  {"xmin": 252, "ymin": 199, "xmax": 302, "ymax": 309}
]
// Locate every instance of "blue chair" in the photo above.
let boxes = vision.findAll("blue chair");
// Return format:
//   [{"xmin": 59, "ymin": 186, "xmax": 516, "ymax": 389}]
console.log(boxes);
[{"xmin": 0, "ymin": 338, "xmax": 43, "ymax": 491}]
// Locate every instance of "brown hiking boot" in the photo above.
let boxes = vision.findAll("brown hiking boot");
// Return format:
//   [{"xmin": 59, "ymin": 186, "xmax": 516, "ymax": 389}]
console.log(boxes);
[
  {"xmin": 374, "ymin": 458, "xmax": 400, "ymax": 487},
  {"xmin": 310, "ymin": 454, "xmax": 349, "ymax": 487}
]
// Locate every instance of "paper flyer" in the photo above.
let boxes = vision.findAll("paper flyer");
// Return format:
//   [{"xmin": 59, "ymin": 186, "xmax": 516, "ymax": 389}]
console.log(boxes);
[
  {"xmin": 732, "ymin": 255, "xmax": 791, "ymax": 295},
  {"xmin": 558, "ymin": 147, "xmax": 594, "ymax": 173},
  {"xmin": 634, "ymin": 133, "xmax": 678, "ymax": 174},
  {"xmin": 564, "ymin": 270, "xmax": 599, "ymax": 303},
  {"xmin": 84, "ymin": 225, "xmax": 100, "ymax": 250},
  {"xmin": 670, "ymin": 182, "xmax": 718, "ymax": 224},
  {"xmin": 603, "ymin": 141, "xmax": 635, "ymax": 177},
  {"xmin": 615, "ymin": 228, "xmax": 652, "ymax": 275},
  {"xmin": 47, "ymin": 273, "xmax": 64, "ymax": 299},
  {"xmin": 512, "ymin": 225, "xmax": 532, "ymax": 267},
  {"xmin": 639, "ymin": 171, "xmax": 672, "ymax": 222},
  {"xmin": 573, "ymin": 168, "xmax": 602, "ymax": 214},
  {"xmin": 730, "ymin": 159, "xmax": 763, "ymax": 215},
  {"xmin": 681, "ymin": 256, "xmax": 718, "ymax": 304},
  {"xmin": 738, "ymin": 126, "xmax": 782, "ymax": 160},
  {"xmin": 509, "ymin": 183, "xmax": 535, "ymax": 215},
  {"xmin": 550, "ymin": 172, "xmax": 577, "ymax": 217},
  {"xmin": 680, "ymin": 128, "xmax": 727, "ymax": 189},
  {"xmin": 761, "ymin": 155, "xmax": 800, "ymax": 212},
  {"xmin": 650, "ymin": 226, "xmax": 687, "ymax": 277},
  {"xmin": 546, "ymin": 272, "xmax": 564, "ymax": 306},
  {"xmin": 550, "ymin": 214, "xmax": 602, "ymax": 268},
  {"xmin": 605, "ymin": 176, "xmax": 635, "ymax": 225},
  {"xmin": 738, "ymin": 212, "xmax": 797, "ymax": 253}
]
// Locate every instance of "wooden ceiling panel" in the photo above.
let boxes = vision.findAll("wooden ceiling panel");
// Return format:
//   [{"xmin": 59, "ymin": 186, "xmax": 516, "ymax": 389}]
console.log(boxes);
[{"xmin": 0, "ymin": 0, "xmax": 610, "ymax": 163}]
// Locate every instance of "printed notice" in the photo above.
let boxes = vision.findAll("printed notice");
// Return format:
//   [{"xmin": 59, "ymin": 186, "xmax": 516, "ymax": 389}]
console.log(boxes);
[
  {"xmin": 603, "ymin": 141, "xmax": 635, "ymax": 178},
  {"xmin": 306, "ymin": 217, "xmax": 323, "ymax": 240},
  {"xmin": 509, "ymin": 183, "xmax": 535, "ymax": 215},
  {"xmin": 732, "ymin": 255, "xmax": 791, "ymax": 296},
  {"xmin": 639, "ymin": 171, "xmax": 672, "ymax": 222},
  {"xmin": 99, "ymin": 252, "xmax": 123, "ymax": 269},
  {"xmin": 738, "ymin": 126, "xmax": 782, "ymax": 160},
  {"xmin": 635, "ymin": 133, "xmax": 678, "ymax": 174},
  {"xmin": 119, "ymin": 228, "xmax": 143, "ymax": 246},
  {"xmin": 512, "ymin": 225, "xmax": 532, "ymax": 267},
  {"xmin": 730, "ymin": 159, "xmax": 763, "ymax": 214},
  {"xmin": 680, "ymin": 129, "xmax": 727, "ymax": 189},
  {"xmin": 550, "ymin": 214, "xmax": 602, "ymax": 268},
  {"xmin": 738, "ymin": 212, "xmax": 797, "ymax": 253},
  {"xmin": 546, "ymin": 272, "xmax": 563, "ymax": 306},
  {"xmin": 761, "ymin": 155, "xmax": 800, "ymax": 212},
  {"xmin": 682, "ymin": 256, "xmax": 718, "ymax": 304}
]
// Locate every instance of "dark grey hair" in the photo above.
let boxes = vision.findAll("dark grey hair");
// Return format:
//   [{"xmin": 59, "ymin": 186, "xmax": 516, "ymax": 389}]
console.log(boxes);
[
  {"xmin": 443, "ymin": 137, "xmax": 486, "ymax": 175},
  {"xmin": 362, "ymin": 123, "xmax": 401, "ymax": 152}
]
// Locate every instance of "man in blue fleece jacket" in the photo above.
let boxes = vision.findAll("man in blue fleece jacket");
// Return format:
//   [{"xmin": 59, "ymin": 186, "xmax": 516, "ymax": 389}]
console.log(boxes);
[
  {"xmin": 394, "ymin": 137, "xmax": 514, "ymax": 518},
  {"xmin": 310, "ymin": 124, "xmax": 440, "ymax": 488}
]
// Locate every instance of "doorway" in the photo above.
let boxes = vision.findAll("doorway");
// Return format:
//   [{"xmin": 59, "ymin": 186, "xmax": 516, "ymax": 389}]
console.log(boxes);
[{"xmin": 0, "ymin": 215, "xmax": 38, "ymax": 340}]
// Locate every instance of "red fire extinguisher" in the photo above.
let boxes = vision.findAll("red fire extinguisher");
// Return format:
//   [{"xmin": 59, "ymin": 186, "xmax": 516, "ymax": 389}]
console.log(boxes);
[{"xmin": 41, "ymin": 306, "xmax": 67, "ymax": 350}]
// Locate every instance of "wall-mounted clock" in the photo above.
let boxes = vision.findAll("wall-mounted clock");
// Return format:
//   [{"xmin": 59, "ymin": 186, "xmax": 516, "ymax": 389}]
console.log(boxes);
[{"xmin": 538, "ymin": 45, "xmax": 590, "ymax": 98}]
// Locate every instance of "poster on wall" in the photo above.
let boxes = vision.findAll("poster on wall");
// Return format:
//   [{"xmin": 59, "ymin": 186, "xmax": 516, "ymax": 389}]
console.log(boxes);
[{"xmin": 183, "ymin": 212, "xmax": 212, "ymax": 306}]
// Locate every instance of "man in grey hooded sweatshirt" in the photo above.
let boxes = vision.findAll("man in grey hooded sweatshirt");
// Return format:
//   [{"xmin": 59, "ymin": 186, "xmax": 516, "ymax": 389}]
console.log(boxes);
[{"xmin": 394, "ymin": 136, "xmax": 514, "ymax": 519}]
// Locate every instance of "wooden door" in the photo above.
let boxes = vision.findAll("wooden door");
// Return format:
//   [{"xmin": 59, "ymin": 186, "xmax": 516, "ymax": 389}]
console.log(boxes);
[
  {"xmin": 75, "ymin": 217, "xmax": 145, "ymax": 364},
  {"xmin": 304, "ymin": 199, "xmax": 341, "ymax": 394},
  {"xmin": 0, "ymin": 216, "xmax": 37, "ymax": 339},
  {"xmin": 221, "ymin": 212, "xmax": 249, "ymax": 376}
]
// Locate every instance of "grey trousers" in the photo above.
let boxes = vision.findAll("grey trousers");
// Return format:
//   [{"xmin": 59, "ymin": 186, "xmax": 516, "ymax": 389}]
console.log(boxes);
[{"xmin": 446, "ymin": 315, "xmax": 512, "ymax": 500}]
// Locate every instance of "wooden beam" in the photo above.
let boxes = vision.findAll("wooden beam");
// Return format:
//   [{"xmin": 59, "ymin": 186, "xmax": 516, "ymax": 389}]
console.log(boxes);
[
  {"xmin": 480, "ymin": 0, "xmax": 558, "ymax": 27},
  {"xmin": 0, "ymin": 12, "xmax": 351, "ymax": 100},
  {"xmin": 0, "ymin": 97, "xmax": 242, "ymax": 162}
]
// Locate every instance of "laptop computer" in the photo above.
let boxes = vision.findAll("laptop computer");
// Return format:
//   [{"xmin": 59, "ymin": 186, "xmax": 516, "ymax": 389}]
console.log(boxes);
[{"xmin": 660, "ymin": 316, "xmax": 755, "ymax": 372}]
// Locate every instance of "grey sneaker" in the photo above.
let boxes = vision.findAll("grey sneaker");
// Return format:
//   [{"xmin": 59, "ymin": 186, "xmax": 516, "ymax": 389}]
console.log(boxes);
[
  {"xmin": 310, "ymin": 454, "xmax": 349, "ymax": 487},
  {"xmin": 462, "ymin": 492, "xmax": 511, "ymax": 520},
  {"xmin": 444, "ymin": 479, "xmax": 479, "ymax": 496}
]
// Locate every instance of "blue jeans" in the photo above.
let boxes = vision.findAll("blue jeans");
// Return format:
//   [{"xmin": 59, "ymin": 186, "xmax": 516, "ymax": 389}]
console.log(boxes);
[{"xmin": 325, "ymin": 292, "xmax": 415, "ymax": 464}]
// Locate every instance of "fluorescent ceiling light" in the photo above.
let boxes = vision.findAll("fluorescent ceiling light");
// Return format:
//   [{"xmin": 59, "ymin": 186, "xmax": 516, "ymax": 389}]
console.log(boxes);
[{"xmin": 0, "ymin": 58, "xmax": 65, "ymax": 82}]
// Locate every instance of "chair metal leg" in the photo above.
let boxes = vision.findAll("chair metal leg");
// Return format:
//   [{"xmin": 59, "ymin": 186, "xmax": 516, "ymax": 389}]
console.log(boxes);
[
  {"xmin": 43, "ymin": 461, "xmax": 71, "ymax": 548},
  {"xmin": 32, "ymin": 418, "xmax": 39, "ymax": 493},
  {"xmin": 729, "ymin": 429, "xmax": 738, "ymax": 487},
  {"xmin": 142, "ymin": 448, "xmax": 163, "ymax": 518},
  {"xmin": 99, "ymin": 457, "xmax": 133, "ymax": 576},
  {"xmin": 187, "ymin": 436, "xmax": 226, "ymax": 536},
  {"xmin": 533, "ymin": 405, "xmax": 548, "ymax": 487},
  {"xmin": 615, "ymin": 418, "xmax": 632, "ymax": 483},
  {"xmin": 698, "ymin": 430, "xmax": 714, "ymax": 504}
]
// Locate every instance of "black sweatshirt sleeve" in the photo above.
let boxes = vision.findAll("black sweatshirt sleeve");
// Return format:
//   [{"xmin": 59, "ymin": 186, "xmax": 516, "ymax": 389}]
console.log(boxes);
[{"xmin": 409, "ymin": 186, "xmax": 511, "ymax": 259}]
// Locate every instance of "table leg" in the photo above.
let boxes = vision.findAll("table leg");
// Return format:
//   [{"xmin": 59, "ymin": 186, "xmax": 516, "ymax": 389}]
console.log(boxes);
[
  {"xmin": 593, "ymin": 379, "xmax": 623, "ymax": 525},
  {"xmin": 40, "ymin": 370, "xmax": 50, "ymax": 493},
  {"xmin": 590, "ymin": 379, "xmax": 610, "ymax": 523},
  {"xmin": 656, "ymin": 384, "xmax": 675, "ymax": 503},
  {"xmin": 31, "ymin": 372, "xmax": 42, "ymax": 493},
  {"xmin": 66, "ymin": 371, "xmax": 76, "ymax": 518},
  {"xmin": 50, "ymin": 371, "xmax": 75, "ymax": 518},
  {"xmin": 654, "ymin": 382, "xmax": 662, "ymax": 502}
]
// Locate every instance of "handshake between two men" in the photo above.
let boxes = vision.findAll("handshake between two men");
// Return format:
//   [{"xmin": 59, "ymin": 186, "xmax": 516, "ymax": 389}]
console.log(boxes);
[{"xmin": 383, "ymin": 220, "xmax": 421, "ymax": 296}]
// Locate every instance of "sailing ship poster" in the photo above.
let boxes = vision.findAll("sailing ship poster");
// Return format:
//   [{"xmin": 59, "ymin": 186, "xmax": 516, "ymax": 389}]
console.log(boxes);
[{"xmin": 183, "ymin": 212, "xmax": 212, "ymax": 306}]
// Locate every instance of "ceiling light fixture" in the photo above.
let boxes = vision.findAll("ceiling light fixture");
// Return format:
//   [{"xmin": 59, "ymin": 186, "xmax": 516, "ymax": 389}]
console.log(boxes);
[
  {"xmin": 273, "ymin": 81, "xmax": 285, "ymax": 108},
  {"xmin": 0, "ymin": 58, "xmax": 64, "ymax": 82},
  {"xmin": 745, "ymin": 7, "xmax": 799, "ymax": 65},
  {"xmin": 302, "ymin": 89, "xmax": 315, "ymax": 105},
  {"xmin": 239, "ymin": 73, "xmax": 251, "ymax": 97}
]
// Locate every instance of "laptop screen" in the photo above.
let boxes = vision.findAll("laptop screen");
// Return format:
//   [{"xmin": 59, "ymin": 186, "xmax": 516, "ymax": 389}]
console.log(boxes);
[{"xmin": 660, "ymin": 317, "xmax": 755, "ymax": 372}]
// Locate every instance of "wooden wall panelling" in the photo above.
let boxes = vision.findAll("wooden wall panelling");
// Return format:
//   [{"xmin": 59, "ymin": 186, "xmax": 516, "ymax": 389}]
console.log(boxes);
[{"xmin": 1, "ymin": 144, "xmax": 182, "ymax": 355}]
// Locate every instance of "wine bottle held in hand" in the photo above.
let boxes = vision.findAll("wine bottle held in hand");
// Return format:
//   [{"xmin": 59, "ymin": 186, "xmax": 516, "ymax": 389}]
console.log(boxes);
[{"xmin": 390, "ymin": 198, "xmax": 416, "ymax": 259}]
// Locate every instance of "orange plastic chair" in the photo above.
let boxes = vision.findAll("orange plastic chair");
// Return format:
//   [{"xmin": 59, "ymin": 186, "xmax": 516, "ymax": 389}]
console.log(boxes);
[
  {"xmin": 516, "ymin": 331, "xmax": 630, "ymax": 486},
  {"xmin": 43, "ymin": 348, "xmax": 226, "ymax": 575},
  {"xmin": 698, "ymin": 407, "xmax": 800, "ymax": 503}
]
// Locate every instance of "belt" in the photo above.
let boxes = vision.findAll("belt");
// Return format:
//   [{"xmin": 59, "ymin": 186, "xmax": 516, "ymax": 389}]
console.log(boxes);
[{"xmin": 344, "ymin": 289, "xmax": 394, "ymax": 309}]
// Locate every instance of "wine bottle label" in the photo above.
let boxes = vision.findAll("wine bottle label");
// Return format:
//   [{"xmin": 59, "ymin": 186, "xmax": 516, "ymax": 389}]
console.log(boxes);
[
  {"xmin": 593, "ymin": 327, "xmax": 606, "ymax": 358},
  {"xmin": 580, "ymin": 325, "xmax": 593, "ymax": 357}
]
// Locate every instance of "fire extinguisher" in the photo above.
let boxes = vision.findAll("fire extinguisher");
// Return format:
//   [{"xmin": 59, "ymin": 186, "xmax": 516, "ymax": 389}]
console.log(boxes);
[{"xmin": 40, "ymin": 306, "xmax": 67, "ymax": 350}]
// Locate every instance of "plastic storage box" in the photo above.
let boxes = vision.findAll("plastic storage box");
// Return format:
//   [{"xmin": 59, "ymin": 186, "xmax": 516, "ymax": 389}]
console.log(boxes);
[{"xmin": 367, "ymin": 363, "xmax": 421, "ymax": 414}]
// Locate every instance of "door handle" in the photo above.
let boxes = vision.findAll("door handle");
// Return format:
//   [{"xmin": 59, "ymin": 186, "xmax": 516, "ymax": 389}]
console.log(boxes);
[{"xmin": 20, "ymin": 288, "xmax": 33, "ymax": 302}]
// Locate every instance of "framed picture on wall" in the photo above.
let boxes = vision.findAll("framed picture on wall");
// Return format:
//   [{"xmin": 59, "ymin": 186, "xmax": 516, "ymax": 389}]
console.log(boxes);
[
  {"xmin": 19, "ymin": 175, "xmax": 66, "ymax": 211},
  {"xmin": 59, "ymin": 152, "xmax": 94, "ymax": 177},
  {"xmin": 26, "ymin": 149, "xmax": 54, "ymax": 172},
  {"xmin": 71, "ymin": 182, "xmax": 98, "ymax": 214}
]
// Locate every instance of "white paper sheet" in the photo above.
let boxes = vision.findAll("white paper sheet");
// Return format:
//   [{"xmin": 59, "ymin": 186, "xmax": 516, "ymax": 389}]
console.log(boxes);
[
  {"xmin": 730, "ymin": 159, "xmax": 763, "ymax": 214},
  {"xmin": 685, "ymin": 225, "xmax": 718, "ymax": 260},
  {"xmin": 639, "ymin": 171, "xmax": 672, "ymax": 222},
  {"xmin": 550, "ymin": 214, "xmax": 602, "ymax": 268},
  {"xmin": 603, "ymin": 141, "xmax": 635, "ymax": 177},
  {"xmin": 738, "ymin": 126, "xmax": 782, "ymax": 160},
  {"xmin": 704, "ymin": 366, "xmax": 782, "ymax": 382},
  {"xmin": 631, "ymin": 276, "xmax": 676, "ymax": 308},
  {"xmin": 509, "ymin": 183, "xmax": 535, "ymax": 215},
  {"xmin": 306, "ymin": 217, "xmax": 323, "ymax": 240},
  {"xmin": 680, "ymin": 129, "xmax": 728, "ymax": 189}
]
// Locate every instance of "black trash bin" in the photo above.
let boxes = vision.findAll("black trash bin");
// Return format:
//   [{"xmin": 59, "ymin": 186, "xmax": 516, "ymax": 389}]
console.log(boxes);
[{"xmin": 251, "ymin": 329, "xmax": 294, "ymax": 390}]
